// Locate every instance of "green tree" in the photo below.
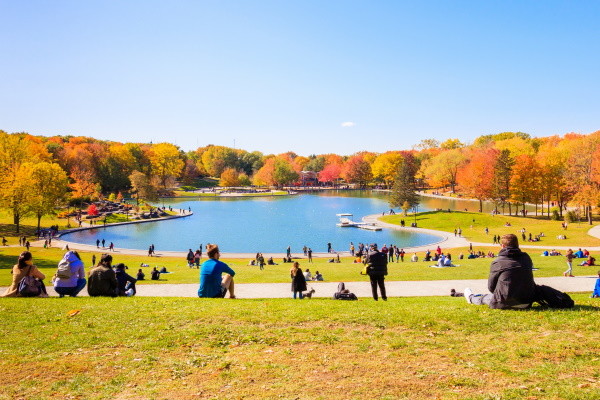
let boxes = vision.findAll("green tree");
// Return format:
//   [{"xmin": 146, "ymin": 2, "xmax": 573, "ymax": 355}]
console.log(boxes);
[
  {"xmin": 129, "ymin": 171, "xmax": 158, "ymax": 202},
  {"xmin": 273, "ymin": 158, "xmax": 299, "ymax": 187},
  {"xmin": 390, "ymin": 155, "xmax": 420, "ymax": 215}
]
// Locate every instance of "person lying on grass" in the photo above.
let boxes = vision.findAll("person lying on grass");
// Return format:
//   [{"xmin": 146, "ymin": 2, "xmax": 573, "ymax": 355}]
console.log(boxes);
[{"xmin": 198, "ymin": 244, "xmax": 236, "ymax": 299}]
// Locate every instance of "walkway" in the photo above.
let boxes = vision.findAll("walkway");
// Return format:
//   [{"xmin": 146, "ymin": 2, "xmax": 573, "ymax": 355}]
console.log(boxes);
[{"xmin": 12, "ymin": 276, "xmax": 595, "ymax": 299}]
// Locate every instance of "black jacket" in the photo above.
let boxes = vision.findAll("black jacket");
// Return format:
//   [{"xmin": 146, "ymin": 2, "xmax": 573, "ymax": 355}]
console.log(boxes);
[
  {"xmin": 365, "ymin": 250, "xmax": 388, "ymax": 276},
  {"xmin": 488, "ymin": 247, "xmax": 536, "ymax": 309}
]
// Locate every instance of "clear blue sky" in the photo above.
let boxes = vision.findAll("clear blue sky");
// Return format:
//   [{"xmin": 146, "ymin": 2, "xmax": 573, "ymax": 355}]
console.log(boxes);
[{"xmin": 1, "ymin": 1, "xmax": 599, "ymax": 156}]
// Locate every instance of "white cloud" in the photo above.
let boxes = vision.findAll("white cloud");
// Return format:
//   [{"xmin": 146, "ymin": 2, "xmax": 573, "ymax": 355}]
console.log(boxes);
[{"xmin": 341, "ymin": 121, "xmax": 356, "ymax": 128}]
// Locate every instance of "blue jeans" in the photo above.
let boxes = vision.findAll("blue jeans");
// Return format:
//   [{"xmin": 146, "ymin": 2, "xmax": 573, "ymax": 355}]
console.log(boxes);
[
  {"xmin": 293, "ymin": 291, "xmax": 304, "ymax": 299},
  {"xmin": 55, "ymin": 278, "xmax": 87, "ymax": 297}
]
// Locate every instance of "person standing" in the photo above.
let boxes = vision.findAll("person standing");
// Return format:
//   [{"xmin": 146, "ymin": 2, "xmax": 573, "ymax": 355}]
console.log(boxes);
[
  {"xmin": 186, "ymin": 249, "xmax": 195, "ymax": 267},
  {"xmin": 350, "ymin": 242, "xmax": 355, "ymax": 257},
  {"xmin": 564, "ymin": 249, "xmax": 575, "ymax": 277},
  {"xmin": 461, "ymin": 234, "xmax": 537, "ymax": 309},
  {"xmin": 364, "ymin": 244, "xmax": 388, "ymax": 301},
  {"xmin": 327, "ymin": 243, "xmax": 332, "ymax": 253},
  {"xmin": 399, "ymin": 248, "xmax": 405, "ymax": 262},
  {"xmin": 307, "ymin": 248, "xmax": 313, "ymax": 263},
  {"xmin": 290, "ymin": 261, "xmax": 307, "ymax": 299},
  {"xmin": 198, "ymin": 244, "xmax": 236, "ymax": 298},
  {"xmin": 53, "ymin": 251, "xmax": 87, "ymax": 297},
  {"xmin": 286, "ymin": 246, "xmax": 291, "ymax": 258}
]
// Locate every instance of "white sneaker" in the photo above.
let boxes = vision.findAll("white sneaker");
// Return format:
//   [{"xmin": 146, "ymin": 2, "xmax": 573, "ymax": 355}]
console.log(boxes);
[{"xmin": 464, "ymin": 288, "xmax": 473, "ymax": 304}]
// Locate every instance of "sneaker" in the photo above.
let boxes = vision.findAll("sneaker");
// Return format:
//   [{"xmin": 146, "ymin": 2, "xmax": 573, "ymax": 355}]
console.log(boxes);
[{"xmin": 464, "ymin": 288, "xmax": 473, "ymax": 304}]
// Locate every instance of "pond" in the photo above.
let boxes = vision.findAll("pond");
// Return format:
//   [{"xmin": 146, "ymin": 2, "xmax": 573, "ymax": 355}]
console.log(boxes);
[{"xmin": 60, "ymin": 191, "xmax": 496, "ymax": 253}]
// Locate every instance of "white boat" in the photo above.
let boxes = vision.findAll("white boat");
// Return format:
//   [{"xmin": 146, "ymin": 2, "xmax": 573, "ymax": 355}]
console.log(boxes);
[{"xmin": 336, "ymin": 213, "xmax": 381, "ymax": 230}]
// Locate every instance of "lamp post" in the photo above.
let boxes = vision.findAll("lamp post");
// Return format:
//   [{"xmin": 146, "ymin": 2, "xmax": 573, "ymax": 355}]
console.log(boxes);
[{"xmin": 414, "ymin": 205, "xmax": 418, "ymax": 226}]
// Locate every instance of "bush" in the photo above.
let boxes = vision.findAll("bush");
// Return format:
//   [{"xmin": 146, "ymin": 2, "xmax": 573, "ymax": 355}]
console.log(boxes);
[
  {"xmin": 564, "ymin": 210, "xmax": 578, "ymax": 223},
  {"xmin": 550, "ymin": 208, "xmax": 561, "ymax": 221},
  {"xmin": 180, "ymin": 186, "xmax": 197, "ymax": 191}
]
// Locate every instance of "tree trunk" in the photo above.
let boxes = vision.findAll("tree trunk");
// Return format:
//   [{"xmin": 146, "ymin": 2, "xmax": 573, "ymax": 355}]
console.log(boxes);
[
  {"xmin": 14, "ymin": 211, "xmax": 20, "ymax": 233},
  {"xmin": 589, "ymin": 205, "xmax": 593, "ymax": 225},
  {"xmin": 37, "ymin": 213, "xmax": 42, "ymax": 232},
  {"xmin": 508, "ymin": 202, "xmax": 512, "ymax": 216},
  {"xmin": 478, "ymin": 199, "xmax": 482, "ymax": 213}
]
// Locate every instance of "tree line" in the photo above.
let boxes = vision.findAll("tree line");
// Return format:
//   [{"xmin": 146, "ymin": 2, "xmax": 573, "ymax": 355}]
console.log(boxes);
[{"xmin": 1, "ymin": 129, "xmax": 599, "ymax": 231}]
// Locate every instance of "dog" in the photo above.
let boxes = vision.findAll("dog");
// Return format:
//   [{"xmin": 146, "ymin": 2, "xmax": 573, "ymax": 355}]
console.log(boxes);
[{"xmin": 303, "ymin": 287, "xmax": 316, "ymax": 299}]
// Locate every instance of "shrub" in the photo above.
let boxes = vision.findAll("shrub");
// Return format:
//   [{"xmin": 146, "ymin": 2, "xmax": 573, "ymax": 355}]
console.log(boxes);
[
  {"xmin": 564, "ymin": 210, "xmax": 578, "ymax": 223},
  {"xmin": 550, "ymin": 208, "xmax": 561, "ymax": 221}
]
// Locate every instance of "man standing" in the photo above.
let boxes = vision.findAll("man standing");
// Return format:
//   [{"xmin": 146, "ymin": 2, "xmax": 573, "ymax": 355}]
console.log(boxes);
[
  {"xmin": 364, "ymin": 244, "xmax": 388, "ymax": 301},
  {"xmin": 198, "ymin": 244, "xmax": 236, "ymax": 298},
  {"xmin": 463, "ymin": 234, "xmax": 536, "ymax": 309}
]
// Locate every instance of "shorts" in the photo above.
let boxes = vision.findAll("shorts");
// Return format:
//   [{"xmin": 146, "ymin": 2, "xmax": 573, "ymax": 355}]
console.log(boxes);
[{"xmin": 214, "ymin": 285, "xmax": 227, "ymax": 298}]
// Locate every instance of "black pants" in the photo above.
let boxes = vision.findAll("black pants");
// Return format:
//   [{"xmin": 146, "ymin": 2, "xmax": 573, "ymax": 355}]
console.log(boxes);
[{"xmin": 369, "ymin": 275, "xmax": 386, "ymax": 300}]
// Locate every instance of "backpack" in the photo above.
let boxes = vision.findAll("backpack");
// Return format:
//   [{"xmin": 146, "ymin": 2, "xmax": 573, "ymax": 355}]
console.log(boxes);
[
  {"xmin": 56, "ymin": 258, "xmax": 73, "ymax": 279},
  {"xmin": 333, "ymin": 282, "xmax": 358, "ymax": 300},
  {"xmin": 535, "ymin": 284, "xmax": 575, "ymax": 309}
]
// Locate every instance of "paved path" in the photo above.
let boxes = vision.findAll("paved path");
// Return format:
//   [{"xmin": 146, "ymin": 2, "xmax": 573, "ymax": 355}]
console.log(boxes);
[{"xmin": 4, "ymin": 276, "xmax": 595, "ymax": 299}]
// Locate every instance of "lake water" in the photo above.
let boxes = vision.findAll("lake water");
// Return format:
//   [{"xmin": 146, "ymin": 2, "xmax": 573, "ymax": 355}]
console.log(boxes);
[{"xmin": 61, "ymin": 191, "xmax": 498, "ymax": 253}]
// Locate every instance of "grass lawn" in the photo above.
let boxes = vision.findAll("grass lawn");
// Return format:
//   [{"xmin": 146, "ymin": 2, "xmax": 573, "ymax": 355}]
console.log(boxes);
[
  {"xmin": 1, "ymin": 246, "xmax": 597, "ymax": 287},
  {"xmin": 0, "ymin": 296, "xmax": 598, "ymax": 400},
  {"xmin": 381, "ymin": 211, "xmax": 600, "ymax": 247}
]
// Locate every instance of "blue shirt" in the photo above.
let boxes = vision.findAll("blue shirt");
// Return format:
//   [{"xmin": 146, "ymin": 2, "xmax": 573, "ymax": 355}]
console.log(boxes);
[
  {"xmin": 593, "ymin": 278, "xmax": 600, "ymax": 298},
  {"xmin": 198, "ymin": 258, "xmax": 235, "ymax": 298}
]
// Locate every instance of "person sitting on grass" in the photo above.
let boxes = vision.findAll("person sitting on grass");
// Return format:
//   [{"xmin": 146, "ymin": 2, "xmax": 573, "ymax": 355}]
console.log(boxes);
[
  {"xmin": 87, "ymin": 254, "xmax": 118, "ymax": 297},
  {"xmin": 592, "ymin": 270, "xmax": 600, "ymax": 298},
  {"xmin": 53, "ymin": 251, "xmax": 87, "ymax": 298},
  {"xmin": 313, "ymin": 271, "xmax": 324, "ymax": 281},
  {"xmin": 198, "ymin": 244, "xmax": 236, "ymax": 299},
  {"xmin": 115, "ymin": 263, "xmax": 137, "ymax": 296},
  {"xmin": 136, "ymin": 269, "xmax": 145, "ymax": 280},
  {"xmin": 150, "ymin": 267, "xmax": 160, "ymax": 280},
  {"xmin": 459, "ymin": 234, "xmax": 536, "ymax": 309},
  {"xmin": 411, "ymin": 253, "xmax": 418, "ymax": 262}
]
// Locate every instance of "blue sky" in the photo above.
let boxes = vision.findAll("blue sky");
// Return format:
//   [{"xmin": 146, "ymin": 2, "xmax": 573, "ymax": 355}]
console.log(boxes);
[{"xmin": 1, "ymin": 1, "xmax": 599, "ymax": 155}]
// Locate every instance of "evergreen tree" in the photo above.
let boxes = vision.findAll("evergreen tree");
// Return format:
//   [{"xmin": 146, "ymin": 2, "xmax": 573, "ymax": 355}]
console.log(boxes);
[{"xmin": 390, "ymin": 155, "xmax": 420, "ymax": 215}]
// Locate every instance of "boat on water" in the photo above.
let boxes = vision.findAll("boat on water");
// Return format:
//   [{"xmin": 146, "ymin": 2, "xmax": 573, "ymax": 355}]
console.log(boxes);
[{"xmin": 336, "ymin": 213, "xmax": 382, "ymax": 231}]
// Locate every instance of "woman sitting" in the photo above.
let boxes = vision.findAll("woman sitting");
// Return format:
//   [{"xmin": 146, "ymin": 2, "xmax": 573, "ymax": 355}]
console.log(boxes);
[{"xmin": 1, "ymin": 251, "xmax": 48, "ymax": 297}]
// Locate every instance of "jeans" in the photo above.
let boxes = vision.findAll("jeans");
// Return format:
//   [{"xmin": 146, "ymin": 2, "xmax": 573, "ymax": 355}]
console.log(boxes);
[
  {"xmin": 293, "ymin": 291, "xmax": 304, "ymax": 299},
  {"xmin": 55, "ymin": 278, "xmax": 87, "ymax": 297},
  {"xmin": 369, "ymin": 275, "xmax": 387, "ymax": 300}
]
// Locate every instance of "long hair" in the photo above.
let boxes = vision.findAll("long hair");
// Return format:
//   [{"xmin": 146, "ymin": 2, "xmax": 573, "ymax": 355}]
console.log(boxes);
[
  {"xmin": 17, "ymin": 251, "xmax": 32, "ymax": 269},
  {"xmin": 290, "ymin": 261, "xmax": 300, "ymax": 276}
]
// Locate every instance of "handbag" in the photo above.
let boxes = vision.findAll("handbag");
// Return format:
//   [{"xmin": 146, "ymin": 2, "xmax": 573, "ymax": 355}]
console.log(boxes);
[{"xmin": 18, "ymin": 265, "xmax": 44, "ymax": 297}]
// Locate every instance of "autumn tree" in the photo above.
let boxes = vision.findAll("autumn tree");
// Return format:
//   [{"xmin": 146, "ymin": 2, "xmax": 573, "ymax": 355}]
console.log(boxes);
[
  {"xmin": 457, "ymin": 148, "xmax": 498, "ymax": 212},
  {"xmin": 371, "ymin": 152, "xmax": 404, "ymax": 187},
  {"xmin": 273, "ymin": 158, "xmax": 299, "ymax": 187},
  {"xmin": 419, "ymin": 148, "xmax": 466, "ymax": 192},
  {"xmin": 200, "ymin": 145, "xmax": 238, "ymax": 177},
  {"xmin": 342, "ymin": 155, "xmax": 373, "ymax": 188},
  {"xmin": 318, "ymin": 163, "xmax": 342, "ymax": 186},
  {"xmin": 510, "ymin": 154, "xmax": 542, "ymax": 214},
  {"xmin": 29, "ymin": 162, "xmax": 69, "ymax": 230},
  {"xmin": 220, "ymin": 168, "xmax": 241, "ymax": 187},
  {"xmin": 149, "ymin": 143, "xmax": 184, "ymax": 188},
  {"xmin": 129, "ymin": 171, "xmax": 158, "ymax": 202}
]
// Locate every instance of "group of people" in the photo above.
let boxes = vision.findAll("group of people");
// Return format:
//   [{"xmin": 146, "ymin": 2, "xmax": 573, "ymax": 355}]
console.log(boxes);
[
  {"xmin": 1, "ymin": 251, "xmax": 137, "ymax": 298},
  {"xmin": 186, "ymin": 247, "xmax": 203, "ymax": 267}
]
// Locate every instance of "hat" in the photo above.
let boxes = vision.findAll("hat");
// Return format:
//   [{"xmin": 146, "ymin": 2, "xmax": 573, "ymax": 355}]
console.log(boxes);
[{"xmin": 115, "ymin": 263, "xmax": 127, "ymax": 270}]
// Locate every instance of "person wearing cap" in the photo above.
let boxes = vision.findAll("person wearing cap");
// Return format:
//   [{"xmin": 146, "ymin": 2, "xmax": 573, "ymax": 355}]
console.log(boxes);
[
  {"xmin": 364, "ymin": 244, "xmax": 388, "ymax": 301},
  {"xmin": 115, "ymin": 263, "xmax": 137, "ymax": 296},
  {"xmin": 198, "ymin": 244, "xmax": 236, "ymax": 298}
]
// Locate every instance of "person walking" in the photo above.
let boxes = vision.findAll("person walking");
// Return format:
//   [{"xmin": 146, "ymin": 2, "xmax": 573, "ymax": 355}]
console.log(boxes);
[
  {"xmin": 564, "ymin": 249, "xmax": 575, "ymax": 277},
  {"xmin": 364, "ymin": 244, "xmax": 388, "ymax": 301},
  {"xmin": 290, "ymin": 261, "xmax": 307, "ymax": 299}
]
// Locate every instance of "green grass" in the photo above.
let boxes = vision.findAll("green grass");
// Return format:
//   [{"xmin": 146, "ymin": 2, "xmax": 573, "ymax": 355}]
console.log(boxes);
[
  {"xmin": 0, "ymin": 295, "xmax": 598, "ymax": 400},
  {"xmin": 381, "ymin": 211, "xmax": 600, "ymax": 247},
  {"xmin": 1, "ymin": 246, "xmax": 598, "ymax": 287}
]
